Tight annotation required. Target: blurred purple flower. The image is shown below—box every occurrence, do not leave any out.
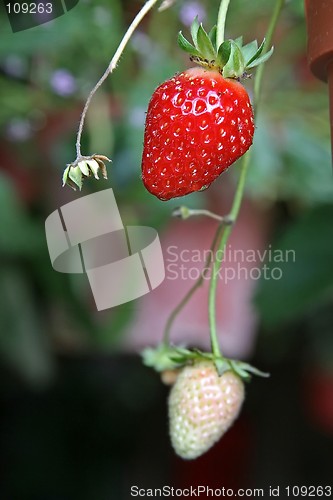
[50,69,76,97]
[180,1,206,26]
[131,32,154,57]
[6,119,32,142]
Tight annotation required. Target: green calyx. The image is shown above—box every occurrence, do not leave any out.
[178,17,274,79]
[142,343,269,381]
[62,154,110,190]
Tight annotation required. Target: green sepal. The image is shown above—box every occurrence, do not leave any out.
[170,346,211,364]
[196,23,216,60]
[179,18,273,79]
[208,26,217,50]
[216,40,231,68]
[247,46,274,69]
[62,165,70,186]
[236,361,270,378]
[242,40,259,64]
[62,154,110,190]
[233,35,243,48]
[177,31,201,56]
[214,358,231,376]
[228,360,252,381]
[222,40,245,79]
[142,343,270,382]
[68,165,83,190]
[246,38,265,65]
[191,348,212,360]
[190,16,200,49]
[142,344,184,371]
[228,359,270,381]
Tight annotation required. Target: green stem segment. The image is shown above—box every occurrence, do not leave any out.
[254,0,285,110]
[208,152,251,359]
[75,0,160,159]
[208,0,285,358]
[216,0,231,48]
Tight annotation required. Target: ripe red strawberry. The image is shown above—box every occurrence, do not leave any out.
[168,361,245,459]
[141,20,273,200]
[142,68,254,200]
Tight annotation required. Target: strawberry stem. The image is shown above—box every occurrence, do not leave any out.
[208,153,251,360]
[216,0,231,49]
[74,0,161,162]
[172,206,233,223]
[160,0,284,359]
[253,0,286,112]
[207,0,285,359]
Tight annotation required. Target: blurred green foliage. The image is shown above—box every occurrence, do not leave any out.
[0,0,332,381]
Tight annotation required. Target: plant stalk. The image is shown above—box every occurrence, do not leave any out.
[208,0,285,359]
[216,0,231,48]
[75,0,160,159]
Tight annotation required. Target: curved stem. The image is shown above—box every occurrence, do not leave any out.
[190,209,232,223]
[173,206,233,223]
[208,0,285,358]
[75,0,160,159]
[216,0,231,48]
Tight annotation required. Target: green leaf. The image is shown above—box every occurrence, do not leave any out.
[196,24,216,60]
[216,40,231,68]
[247,46,274,69]
[241,40,258,63]
[222,40,245,78]
[177,31,201,56]
[190,16,200,49]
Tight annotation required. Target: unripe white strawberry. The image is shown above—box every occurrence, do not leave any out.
[168,361,245,459]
